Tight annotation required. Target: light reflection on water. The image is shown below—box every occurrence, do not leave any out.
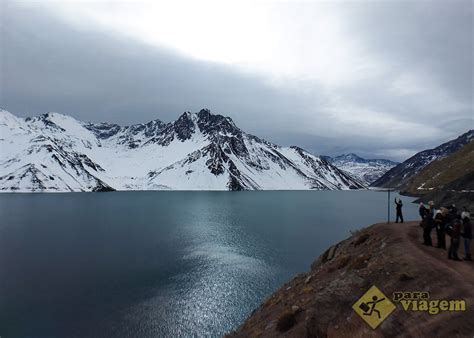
[125,203,277,337]
[0,191,418,337]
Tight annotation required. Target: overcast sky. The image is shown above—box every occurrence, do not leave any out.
[1,0,472,161]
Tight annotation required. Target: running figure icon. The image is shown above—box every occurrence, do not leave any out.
[359,295,385,319]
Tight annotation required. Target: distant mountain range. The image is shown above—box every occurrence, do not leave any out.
[0,108,365,192]
[372,130,474,189]
[323,153,398,185]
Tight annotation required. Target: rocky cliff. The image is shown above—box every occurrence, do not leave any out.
[228,221,474,337]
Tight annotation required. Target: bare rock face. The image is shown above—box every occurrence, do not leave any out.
[227,221,474,337]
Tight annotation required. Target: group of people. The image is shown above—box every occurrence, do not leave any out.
[419,202,472,261]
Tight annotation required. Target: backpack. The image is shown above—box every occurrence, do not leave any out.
[445,225,453,237]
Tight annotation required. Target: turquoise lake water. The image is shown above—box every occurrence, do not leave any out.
[0,191,418,337]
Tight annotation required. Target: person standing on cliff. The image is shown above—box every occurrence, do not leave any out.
[461,212,472,261]
[448,216,462,261]
[422,202,435,246]
[419,202,428,220]
[435,208,448,249]
[395,198,404,223]
[450,204,458,216]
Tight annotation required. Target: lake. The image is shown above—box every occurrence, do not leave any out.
[0,191,418,337]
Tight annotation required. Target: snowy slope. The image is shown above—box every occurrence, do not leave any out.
[0,108,365,192]
[0,110,113,191]
[326,153,398,185]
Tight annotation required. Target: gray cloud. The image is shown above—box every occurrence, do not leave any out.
[1,1,472,162]
[347,1,473,103]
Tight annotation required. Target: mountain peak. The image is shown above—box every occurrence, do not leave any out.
[328,153,398,185]
[193,109,239,136]
[0,108,17,120]
[199,108,211,115]
[40,112,71,120]
[334,153,365,163]
[26,112,82,126]
[0,108,23,129]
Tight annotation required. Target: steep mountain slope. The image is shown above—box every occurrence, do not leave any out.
[372,130,474,189]
[403,140,474,195]
[413,172,474,211]
[0,108,364,192]
[403,140,474,210]
[0,110,113,192]
[326,153,398,185]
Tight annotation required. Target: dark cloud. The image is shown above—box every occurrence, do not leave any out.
[1,3,293,123]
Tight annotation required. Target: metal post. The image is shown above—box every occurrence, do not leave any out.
[387,189,390,224]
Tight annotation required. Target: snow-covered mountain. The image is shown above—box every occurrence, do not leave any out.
[324,153,398,185]
[0,108,365,192]
[372,129,474,189]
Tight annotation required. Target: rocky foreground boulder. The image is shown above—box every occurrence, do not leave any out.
[228,221,474,337]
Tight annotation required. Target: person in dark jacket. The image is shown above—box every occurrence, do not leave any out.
[448,216,462,261]
[419,202,427,220]
[444,205,456,230]
[461,213,472,261]
[434,208,448,249]
[422,203,434,246]
[448,204,458,222]
[452,204,458,216]
[395,198,404,223]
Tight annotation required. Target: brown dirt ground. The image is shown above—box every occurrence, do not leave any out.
[228,221,474,337]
